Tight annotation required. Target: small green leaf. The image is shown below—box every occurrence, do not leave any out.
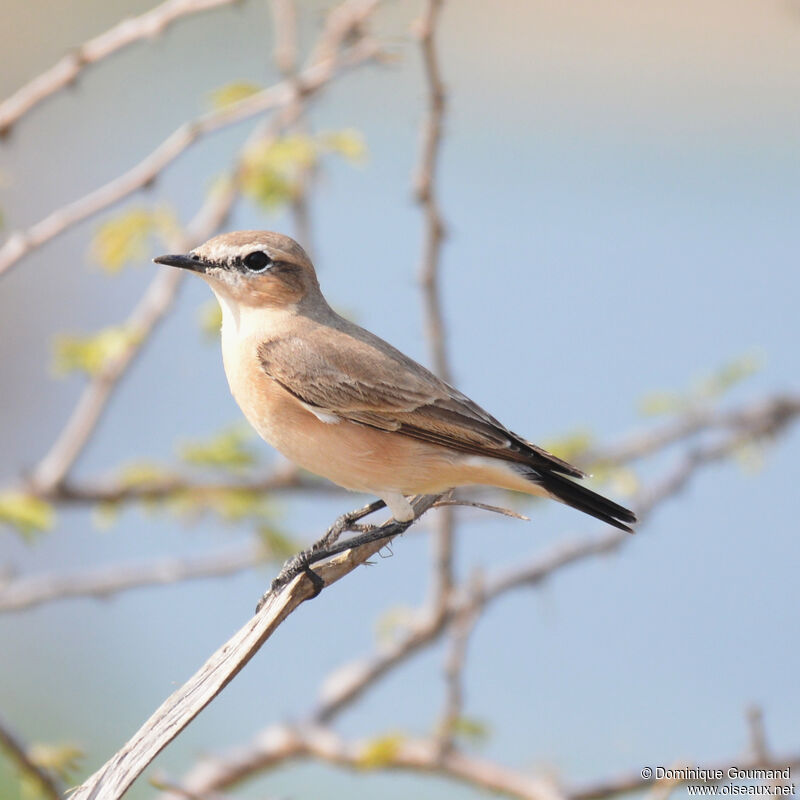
[91,207,179,273]
[374,606,416,644]
[638,391,685,417]
[118,460,173,487]
[208,81,261,110]
[199,300,223,339]
[179,427,257,471]
[0,492,55,539]
[52,325,140,377]
[541,429,593,464]
[695,352,762,400]
[358,733,405,769]
[240,129,367,212]
[318,128,367,163]
[28,742,84,781]
[450,716,490,744]
[176,488,272,523]
[257,526,299,560]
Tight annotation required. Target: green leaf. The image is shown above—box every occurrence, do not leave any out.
[241,129,367,211]
[541,429,594,464]
[28,742,84,781]
[318,128,367,163]
[450,716,490,744]
[695,352,762,400]
[639,353,763,417]
[179,427,258,471]
[358,733,405,769]
[374,606,416,644]
[91,206,179,273]
[0,492,55,539]
[638,391,685,417]
[199,300,223,339]
[171,487,273,524]
[257,525,299,560]
[52,325,140,377]
[208,81,261,110]
[118,460,174,487]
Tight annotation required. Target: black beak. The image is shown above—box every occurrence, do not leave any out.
[153,253,207,273]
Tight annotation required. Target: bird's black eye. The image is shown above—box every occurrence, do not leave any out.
[242,251,272,272]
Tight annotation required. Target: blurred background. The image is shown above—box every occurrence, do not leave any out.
[1,0,799,798]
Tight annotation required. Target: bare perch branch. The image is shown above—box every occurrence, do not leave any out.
[68,495,438,800]
[0,712,64,800]
[0,0,240,135]
[0,7,380,279]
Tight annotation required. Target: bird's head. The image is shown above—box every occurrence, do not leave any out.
[154,231,319,310]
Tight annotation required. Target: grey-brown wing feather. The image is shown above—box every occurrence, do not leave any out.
[257,329,585,479]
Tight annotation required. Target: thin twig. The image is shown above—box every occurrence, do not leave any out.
[0,544,261,613]
[0,0,241,135]
[160,724,564,800]
[436,570,482,754]
[414,0,454,610]
[160,721,800,800]
[0,713,63,800]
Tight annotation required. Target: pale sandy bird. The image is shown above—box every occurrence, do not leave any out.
[154,231,636,532]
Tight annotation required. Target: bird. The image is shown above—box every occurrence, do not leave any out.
[154,231,636,532]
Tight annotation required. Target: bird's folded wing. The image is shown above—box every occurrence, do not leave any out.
[257,333,584,478]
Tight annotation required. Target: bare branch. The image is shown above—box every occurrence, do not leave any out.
[584,394,800,468]
[0,2,381,279]
[0,544,261,613]
[436,570,482,754]
[0,0,241,135]
[0,712,63,800]
[163,724,564,800]
[414,0,454,609]
[68,495,438,800]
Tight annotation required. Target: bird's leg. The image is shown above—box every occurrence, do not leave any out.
[259,499,387,611]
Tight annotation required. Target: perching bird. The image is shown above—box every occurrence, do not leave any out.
[154,231,636,532]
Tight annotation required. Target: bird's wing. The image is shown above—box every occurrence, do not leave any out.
[257,329,585,479]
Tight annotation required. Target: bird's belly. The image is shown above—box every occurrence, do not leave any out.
[226,354,453,494]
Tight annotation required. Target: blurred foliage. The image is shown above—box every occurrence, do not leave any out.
[179,426,258,471]
[170,487,273,524]
[449,716,490,745]
[199,300,224,339]
[541,429,594,465]
[52,325,140,377]
[91,207,179,273]
[640,353,762,416]
[241,129,366,210]
[256,525,300,560]
[374,605,416,644]
[27,741,84,784]
[357,732,405,769]
[0,492,54,540]
[208,81,262,110]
